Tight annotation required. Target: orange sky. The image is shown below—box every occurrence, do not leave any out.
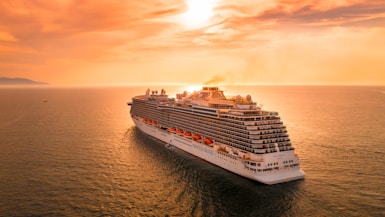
[1,0,385,85]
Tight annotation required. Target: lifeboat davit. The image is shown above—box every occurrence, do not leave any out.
[192,134,201,140]
[203,138,213,145]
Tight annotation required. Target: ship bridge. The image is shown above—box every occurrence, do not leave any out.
[177,86,256,110]
[183,86,226,101]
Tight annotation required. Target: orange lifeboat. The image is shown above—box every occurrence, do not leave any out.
[203,138,213,145]
[152,121,157,125]
[184,132,192,137]
[176,129,184,134]
[192,134,201,141]
[167,127,176,133]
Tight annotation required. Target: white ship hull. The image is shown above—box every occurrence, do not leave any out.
[133,118,305,185]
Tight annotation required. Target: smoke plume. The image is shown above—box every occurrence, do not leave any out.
[204,75,225,85]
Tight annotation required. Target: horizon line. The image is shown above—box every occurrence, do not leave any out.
[1,82,385,88]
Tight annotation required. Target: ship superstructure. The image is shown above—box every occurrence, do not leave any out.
[128,87,305,184]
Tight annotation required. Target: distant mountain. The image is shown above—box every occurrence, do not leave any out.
[0,77,48,85]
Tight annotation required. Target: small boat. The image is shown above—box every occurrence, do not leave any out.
[184,132,192,137]
[203,138,213,145]
[192,134,201,140]
[167,127,176,133]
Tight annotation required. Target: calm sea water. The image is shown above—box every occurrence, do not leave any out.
[0,86,384,217]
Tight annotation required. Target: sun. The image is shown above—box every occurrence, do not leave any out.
[182,0,216,28]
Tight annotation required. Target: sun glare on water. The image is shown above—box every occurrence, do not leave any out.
[181,0,216,28]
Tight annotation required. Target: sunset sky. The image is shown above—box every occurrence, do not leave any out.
[1,0,385,85]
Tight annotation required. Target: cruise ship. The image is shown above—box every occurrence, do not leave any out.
[128,86,305,185]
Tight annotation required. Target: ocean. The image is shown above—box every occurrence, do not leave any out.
[0,86,384,217]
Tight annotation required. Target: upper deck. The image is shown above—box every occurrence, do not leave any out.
[130,86,292,154]
[133,86,264,116]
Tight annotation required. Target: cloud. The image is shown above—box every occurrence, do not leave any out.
[0,0,384,85]
[255,0,385,28]
[0,1,181,53]
[173,0,385,54]
[0,0,183,80]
